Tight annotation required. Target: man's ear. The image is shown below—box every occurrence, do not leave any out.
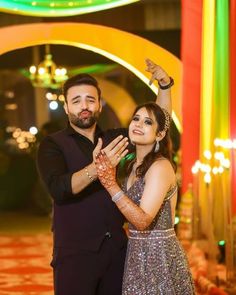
[99,100,102,113]
[64,102,68,114]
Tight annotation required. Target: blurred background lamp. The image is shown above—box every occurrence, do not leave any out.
[49,101,58,110]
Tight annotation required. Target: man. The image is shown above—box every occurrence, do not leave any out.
[37,59,173,295]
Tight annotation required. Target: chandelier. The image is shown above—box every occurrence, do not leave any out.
[29,45,68,89]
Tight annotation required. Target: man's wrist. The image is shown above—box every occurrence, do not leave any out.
[86,162,97,181]
[85,167,94,182]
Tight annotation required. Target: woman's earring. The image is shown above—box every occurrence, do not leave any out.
[154,141,160,152]
[131,140,135,146]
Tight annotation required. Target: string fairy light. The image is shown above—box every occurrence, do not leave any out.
[192,138,234,184]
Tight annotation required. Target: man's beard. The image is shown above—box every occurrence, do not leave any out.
[68,110,100,129]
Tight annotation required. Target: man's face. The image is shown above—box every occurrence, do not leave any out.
[64,84,102,129]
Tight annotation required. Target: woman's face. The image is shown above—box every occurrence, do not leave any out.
[129,107,158,146]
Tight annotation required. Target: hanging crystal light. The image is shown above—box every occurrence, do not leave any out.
[29,45,68,89]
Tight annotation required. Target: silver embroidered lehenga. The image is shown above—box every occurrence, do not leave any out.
[122,177,195,295]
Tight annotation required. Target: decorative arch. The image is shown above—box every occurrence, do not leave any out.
[0,23,182,130]
[97,78,136,126]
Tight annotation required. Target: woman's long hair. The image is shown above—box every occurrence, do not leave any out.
[126,102,174,178]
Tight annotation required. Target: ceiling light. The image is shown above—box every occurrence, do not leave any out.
[29,45,68,89]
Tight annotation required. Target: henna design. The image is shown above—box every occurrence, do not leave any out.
[95,152,117,189]
[116,195,153,231]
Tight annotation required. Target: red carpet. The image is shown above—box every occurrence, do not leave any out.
[0,234,53,295]
[0,233,228,294]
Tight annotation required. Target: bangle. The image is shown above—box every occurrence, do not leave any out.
[112,190,124,203]
[158,76,174,90]
[85,166,94,182]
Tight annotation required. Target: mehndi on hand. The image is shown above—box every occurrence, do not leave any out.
[95,152,117,189]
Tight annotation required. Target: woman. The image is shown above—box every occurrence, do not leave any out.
[95,64,195,294]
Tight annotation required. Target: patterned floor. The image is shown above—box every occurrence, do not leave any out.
[0,234,53,295]
[0,218,228,295]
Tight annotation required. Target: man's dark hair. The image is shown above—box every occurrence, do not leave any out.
[62,73,101,102]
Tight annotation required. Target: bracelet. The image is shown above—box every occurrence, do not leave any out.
[112,190,124,203]
[85,166,94,182]
[158,76,174,90]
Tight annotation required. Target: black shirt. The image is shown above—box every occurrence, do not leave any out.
[37,124,128,204]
